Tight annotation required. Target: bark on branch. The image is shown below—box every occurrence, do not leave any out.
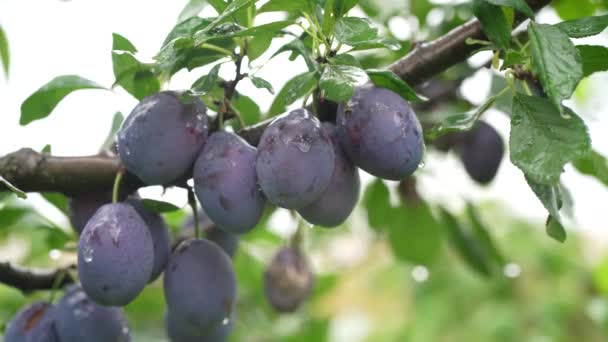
[0,0,550,196]
[0,262,75,293]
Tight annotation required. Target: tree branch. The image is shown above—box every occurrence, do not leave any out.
[0,0,551,196]
[389,0,551,86]
[0,262,75,293]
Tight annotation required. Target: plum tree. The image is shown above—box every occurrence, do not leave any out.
[54,284,131,342]
[256,109,335,209]
[164,239,236,336]
[180,210,239,257]
[298,123,361,227]
[165,311,233,342]
[337,85,424,180]
[68,191,113,234]
[78,203,154,306]
[117,91,208,185]
[264,246,314,312]
[5,302,59,342]
[458,121,504,184]
[125,197,171,281]
[193,132,265,234]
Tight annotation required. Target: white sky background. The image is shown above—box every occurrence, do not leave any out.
[0,0,608,245]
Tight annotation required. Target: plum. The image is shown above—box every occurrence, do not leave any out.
[458,121,504,184]
[117,91,208,185]
[166,311,233,342]
[298,123,360,227]
[68,191,113,235]
[194,132,265,234]
[164,239,236,335]
[264,246,313,313]
[256,109,335,209]
[125,197,171,281]
[77,203,154,306]
[180,210,239,257]
[5,302,59,342]
[337,85,424,180]
[54,284,131,342]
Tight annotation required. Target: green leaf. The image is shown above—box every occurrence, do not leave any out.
[426,90,502,139]
[322,0,336,36]
[41,192,69,215]
[472,0,511,50]
[141,199,181,213]
[41,144,52,154]
[528,22,583,111]
[525,177,566,242]
[329,53,361,67]
[573,150,608,187]
[232,93,261,125]
[0,176,27,199]
[272,38,317,71]
[333,0,358,18]
[509,94,591,185]
[388,201,442,265]
[481,0,533,17]
[440,207,491,276]
[250,75,274,94]
[112,52,160,100]
[258,0,312,14]
[268,71,318,116]
[191,63,221,94]
[20,76,106,126]
[112,33,137,52]
[345,37,401,51]
[195,0,255,36]
[248,32,273,61]
[334,17,378,46]
[555,14,608,38]
[319,64,366,102]
[100,112,124,151]
[0,207,29,228]
[577,45,608,77]
[366,69,425,102]
[466,203,505,266]
[554,0,595,20]
[0,25,9,78]
[362,179,392,232]
[163,17,213,46]
[195,20,293,44]
[178,0,208,22]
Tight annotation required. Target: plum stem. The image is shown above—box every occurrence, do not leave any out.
[112,168,125,204]
[187,186,201,239]
[48,269,66,303]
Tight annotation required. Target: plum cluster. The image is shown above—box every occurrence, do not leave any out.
[7,84,424,341]
[5,284,130,342]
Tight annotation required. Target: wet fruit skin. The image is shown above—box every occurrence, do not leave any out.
[194,131,265,234]
[256,109,335,209]
[337,85,425,180]
[458,121,504,184]
[125,197,171,282]
[164,239,237,336]
[117,91,208,185]
[264,246,314,313]
[77,203,154,306]
[54,284,131,342]
[5,301,59,342]
[68,192,113,235]
[298,123,361,227]
[166,310,233,342]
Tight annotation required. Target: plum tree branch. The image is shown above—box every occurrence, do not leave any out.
[0,0,551,196]
[0,262,75,293]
